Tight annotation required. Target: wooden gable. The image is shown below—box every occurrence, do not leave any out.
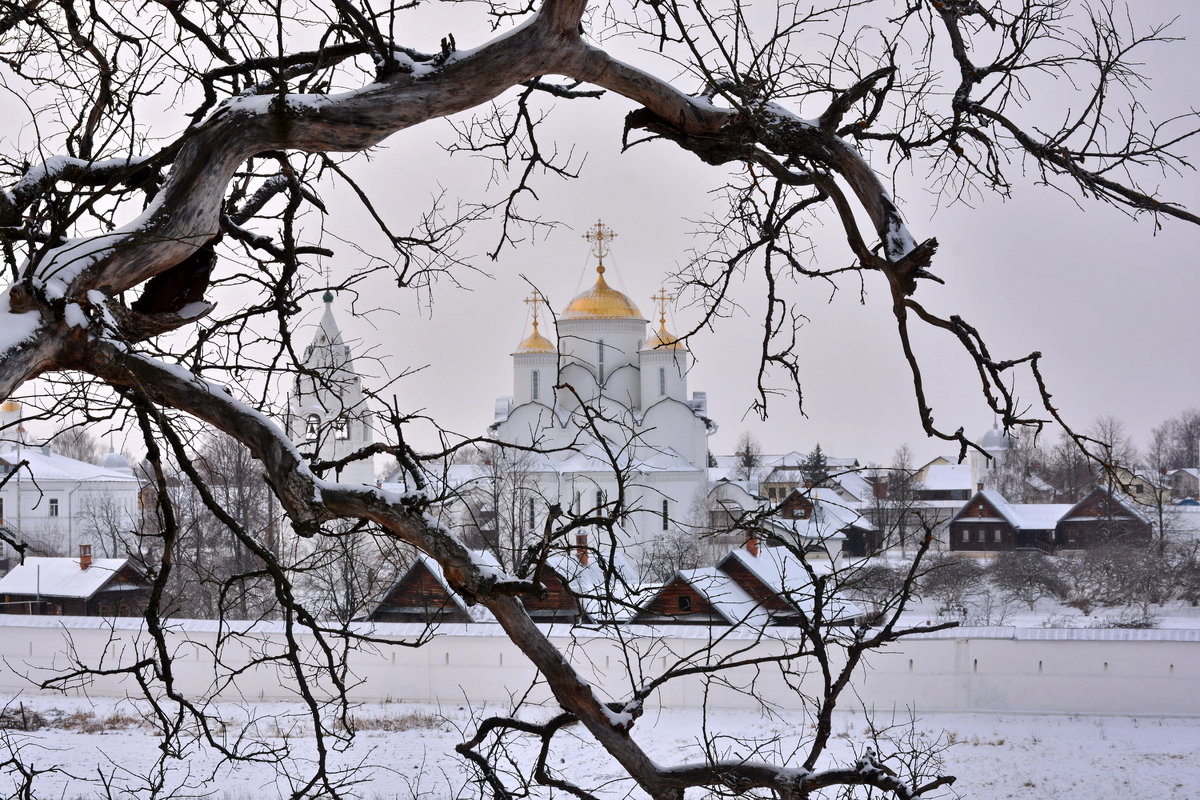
[716,554,791,613]
[370,560,471,623]
[521,566,582,622]
[633,576,724,625]
[1056,488,1152,548]
[778,490,815,520]
[1067,488,1141,521]
[957,492,1007,521]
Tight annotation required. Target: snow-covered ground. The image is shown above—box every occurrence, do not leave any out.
[2,695,1197,799]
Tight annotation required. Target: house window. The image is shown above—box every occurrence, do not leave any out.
[532,370,540,401]
[677,595,691,612]
[977,530,985,543]
[662,500,669,530]
[994,530,1002,543]
[333,417,349,440]
[48,498,59,517]
[305,414,320,440]
[597,340,605,383]
[658,367,666,396]
[961,530,969,543]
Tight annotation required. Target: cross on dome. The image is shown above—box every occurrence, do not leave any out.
[523,291,547,331]
[516,290,556,352]
[651,288,676,325]
[583,220,618,271]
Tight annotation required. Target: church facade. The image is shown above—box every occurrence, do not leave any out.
[486,222,716,560]
[301,224,848,570]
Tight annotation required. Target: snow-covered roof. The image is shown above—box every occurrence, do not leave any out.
[543,551,640,621]
[721,546,861,624]
[0,557,135,598]
[970,490,1070,530]
[722,546,829,595]
[674,567,770,628]
[1007,503,1074,530]
[765,517,848,542]
[828,470,872,502]
[920,463,972,492]
[370,550,501,623]
[0,447,140,484]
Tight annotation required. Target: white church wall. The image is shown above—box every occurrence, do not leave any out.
[0,618,1196,716]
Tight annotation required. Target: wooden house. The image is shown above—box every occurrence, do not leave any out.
[949,487,1152,554]
[1055,487,1152,549]
[0,546,149,617]
[717,546,860,627]
[366,554,473,623]
[632,567,768,627]
[949,490,1070,554]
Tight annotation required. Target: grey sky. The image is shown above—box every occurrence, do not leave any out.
[300,1,1199,468]
[5,1,1192,470]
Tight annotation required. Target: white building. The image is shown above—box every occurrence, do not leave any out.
[285,291,376,485]
[483,222,716,561]
[0,402,142,567]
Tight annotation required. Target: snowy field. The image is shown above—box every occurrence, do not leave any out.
[2,695,1198,799]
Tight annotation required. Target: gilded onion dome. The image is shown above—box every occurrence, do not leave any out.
[647,320,683,350]
[646,288,684,349]
[515,318,555,353]
[562,265,644,320]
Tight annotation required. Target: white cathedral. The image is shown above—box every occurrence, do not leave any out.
[291,223,821,566]
[485,221,716,558]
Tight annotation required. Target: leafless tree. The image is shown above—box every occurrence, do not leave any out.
[1047,430,1098,502]
[0,0,1197,798]
[47,425,103,464]
[733,431,763,482]
[461,445,546,572]
[988,552,1064,611]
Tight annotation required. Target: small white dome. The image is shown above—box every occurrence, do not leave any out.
[979,426,1012,452]
[103,451,131,470]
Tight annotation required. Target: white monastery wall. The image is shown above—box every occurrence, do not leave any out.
[0,617,1196,716]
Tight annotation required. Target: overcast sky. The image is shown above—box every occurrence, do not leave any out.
[284,1,1197,469]
[7,2,1194,470]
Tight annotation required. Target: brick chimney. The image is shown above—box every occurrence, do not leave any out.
[744,530,759,557]
[79,544,92,570]
[575,533,589,565]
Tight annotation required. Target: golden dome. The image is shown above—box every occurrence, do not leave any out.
[562,266,644,320]
[0,400,20,412]
[647,321,684,350]
[515,319,556,353]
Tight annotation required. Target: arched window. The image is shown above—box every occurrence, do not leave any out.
[658,367,666,396]
[597,340,605,383]
[333,417,349,440]
[531,370,540,401]
[305,414,320,441]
